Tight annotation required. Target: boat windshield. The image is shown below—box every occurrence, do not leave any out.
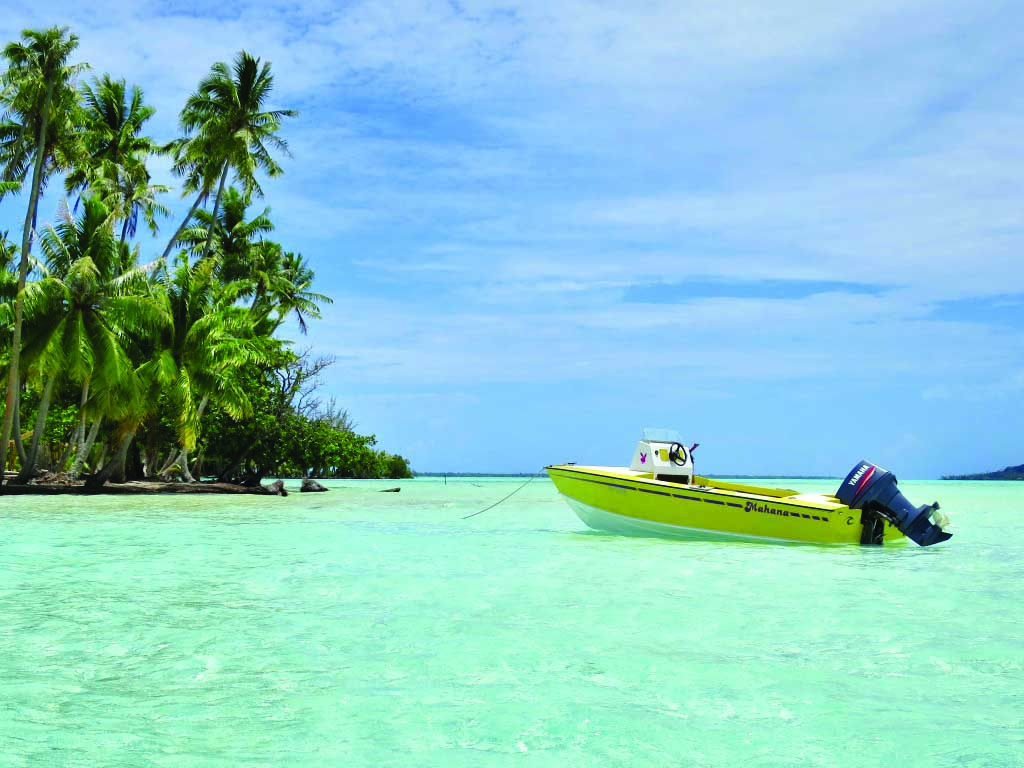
[642,427,682,443]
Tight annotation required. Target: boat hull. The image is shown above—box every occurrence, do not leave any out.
[548,465,905,545]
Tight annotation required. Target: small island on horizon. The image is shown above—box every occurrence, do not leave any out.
[942,463,1024,481]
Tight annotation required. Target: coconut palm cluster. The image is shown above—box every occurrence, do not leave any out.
[0,27,411,488]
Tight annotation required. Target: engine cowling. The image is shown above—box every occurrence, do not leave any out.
[836,461,952,547]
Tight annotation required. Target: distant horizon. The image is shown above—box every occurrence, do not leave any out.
[415,456,1024,480]
[410,470,978,481]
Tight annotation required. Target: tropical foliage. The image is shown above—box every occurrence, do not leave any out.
[0,26,411,488]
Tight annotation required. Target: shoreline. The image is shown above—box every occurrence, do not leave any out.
[0,481,280,499]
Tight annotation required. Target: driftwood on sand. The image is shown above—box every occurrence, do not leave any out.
[0,472,285,495]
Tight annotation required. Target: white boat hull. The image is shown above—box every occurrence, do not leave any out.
[564,496,801,544]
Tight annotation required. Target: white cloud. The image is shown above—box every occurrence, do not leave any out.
[2,0,1022,473]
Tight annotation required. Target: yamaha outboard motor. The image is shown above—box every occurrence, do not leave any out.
[836,461,952,547]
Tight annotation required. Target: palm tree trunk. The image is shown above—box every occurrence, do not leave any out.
[162,394,210,482]
[158,449,179,476]
[200,165,230,261]
[65,379,91,476]
[183,393,210,482]
[159,189,207,262]
[160,448,193,481]
[85,430,134,490]
[12,386,28,468]
[69,417,103,480]
[56,422,82,471]
[196,394,209,422]
[141,444,158,478]
[178,449,195,482]
[93,443,109,473]
[14,374,56,483]
[159,449,180,480]
[110,434,134,483]
[0,82,53,492]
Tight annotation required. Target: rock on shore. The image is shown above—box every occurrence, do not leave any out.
[266,479,288,496]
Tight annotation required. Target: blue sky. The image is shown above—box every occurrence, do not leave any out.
[2,0,1022,477]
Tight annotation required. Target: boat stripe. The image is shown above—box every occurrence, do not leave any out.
[551,468,833,522]
[556,468,826,507]
[565,475,636,491]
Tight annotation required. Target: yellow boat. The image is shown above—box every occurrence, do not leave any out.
[547,429,952,547]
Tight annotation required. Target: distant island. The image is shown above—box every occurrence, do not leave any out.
[943,464,1024,481]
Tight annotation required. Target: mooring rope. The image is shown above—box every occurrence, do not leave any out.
[461,470,543,519]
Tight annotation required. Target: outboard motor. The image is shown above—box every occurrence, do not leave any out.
[836,461,952,547]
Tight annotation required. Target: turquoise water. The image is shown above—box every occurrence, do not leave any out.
[1,477,1021,767]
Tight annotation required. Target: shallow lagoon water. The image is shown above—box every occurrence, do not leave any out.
[1,477,1021,767]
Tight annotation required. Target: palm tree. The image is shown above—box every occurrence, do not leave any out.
[174,187,329,334]
[180,187,329,335]
[0,26,86,488]
[147,257,266,481]
[113,168,169,245]
[160,50,295,263]
[254,249,331,335]
[65,75,168,244]
[178,185,272,269]
[16,196,168,480]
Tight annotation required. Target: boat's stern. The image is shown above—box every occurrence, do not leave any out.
[835,461,952,546]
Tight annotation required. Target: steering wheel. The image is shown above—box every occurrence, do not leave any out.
[668,442,688,466]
